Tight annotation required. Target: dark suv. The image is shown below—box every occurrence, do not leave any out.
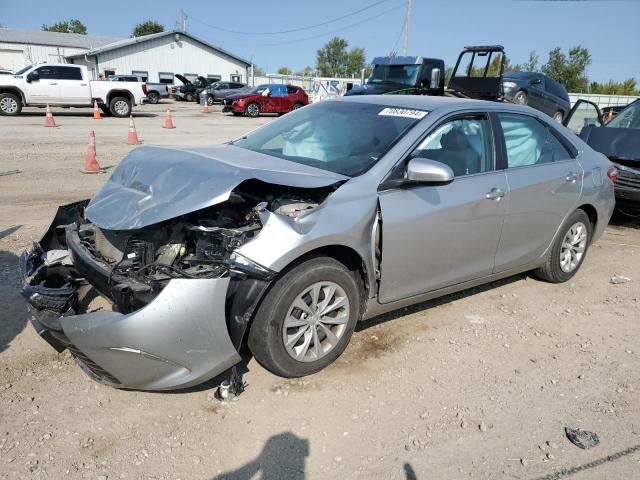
[502,72,570,122]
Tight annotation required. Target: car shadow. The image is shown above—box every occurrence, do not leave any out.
[0,248,29,354]
[357,273,527,332]
[609,208,640,229]
[18,111,158,118]
[209,432,309,480]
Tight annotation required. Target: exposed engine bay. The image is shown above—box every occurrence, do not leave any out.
[22,181,334,318]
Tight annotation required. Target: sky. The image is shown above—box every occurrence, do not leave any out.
[1,0,639,83]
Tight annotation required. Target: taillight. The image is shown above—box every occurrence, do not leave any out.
[607,166,618,184]
[142,83,148,95]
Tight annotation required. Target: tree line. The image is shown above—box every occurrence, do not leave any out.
[42,18,165,38]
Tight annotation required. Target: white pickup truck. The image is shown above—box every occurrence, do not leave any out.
[0,64,147,117]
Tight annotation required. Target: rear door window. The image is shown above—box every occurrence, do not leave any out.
[498,113,572,167]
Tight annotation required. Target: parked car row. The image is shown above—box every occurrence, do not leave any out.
[107,75,168,104]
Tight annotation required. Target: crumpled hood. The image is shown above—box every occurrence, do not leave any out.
[85,145,348,230]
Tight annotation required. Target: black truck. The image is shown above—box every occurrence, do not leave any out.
[346,46,506,100]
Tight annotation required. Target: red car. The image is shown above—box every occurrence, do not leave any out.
[222,84,308,117]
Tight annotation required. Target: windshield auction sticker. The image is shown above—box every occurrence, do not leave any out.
[379,108,428,119]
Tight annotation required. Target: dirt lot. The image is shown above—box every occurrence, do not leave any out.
[1,100,639,480]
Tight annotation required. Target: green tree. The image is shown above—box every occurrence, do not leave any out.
[132,20,164,37]
[522,51,540,72]
[42,19,87,34]
[590,78,639,95]
[316,37,366,77]
[542,46,591,92]
[277,66,292,75]
[295,66,314,77]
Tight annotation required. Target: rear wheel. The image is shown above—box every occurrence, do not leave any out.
[514,90,528,105]
[534,209,591,283]
[109,96,131,117]
[245,102,260,117]
[147,92,159,104]
[248,256,360,377]
[0,93,22,116]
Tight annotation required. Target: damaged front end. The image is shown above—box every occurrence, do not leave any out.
[20,179,335,390]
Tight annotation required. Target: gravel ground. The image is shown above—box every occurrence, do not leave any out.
[1,100,639,480]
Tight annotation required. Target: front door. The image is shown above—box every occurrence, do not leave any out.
[493,112,583,272]
[378,113,508,303]
[24,66,61,103]
[563,99,603,135]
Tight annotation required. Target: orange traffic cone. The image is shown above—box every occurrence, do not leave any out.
[203,100,209,113]
[93,100,101,120]
[127,115,141,144]
[44,104,57,127]
[82,130,103,174]
[163,108,175,129]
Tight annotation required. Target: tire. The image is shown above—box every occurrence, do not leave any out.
[534,209,591,283]
[184,92,194,102]
[553,110,564,122]
[248,256,361,378]
[207,95,214,106]
[514,90,528,105]
[292,102,304,111]
[245,102,260,117]
[109,96,131,117]
[147,92,159,104]
[0,93,22,116]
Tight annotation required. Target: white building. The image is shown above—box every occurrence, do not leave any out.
[67,30,251,85]
[0,28,117,71]
[0,28,251,85]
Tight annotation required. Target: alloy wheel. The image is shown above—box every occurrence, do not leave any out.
[114,100,129,116]
[559,221,587,273]
[282,281,350,363]
[247,103,260,117]
[0,97,18,114]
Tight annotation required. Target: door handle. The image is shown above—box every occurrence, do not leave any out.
[565,171,579,183]
[80,83,88,86]
[49,82,58,85]
[485,188,506,201]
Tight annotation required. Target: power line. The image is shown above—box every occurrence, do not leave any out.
[195,4,405,48]
[185,0,392,36]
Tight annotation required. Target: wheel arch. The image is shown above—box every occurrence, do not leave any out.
[0,86,26,103]
[576,203,598,239]
[106,89,133,105]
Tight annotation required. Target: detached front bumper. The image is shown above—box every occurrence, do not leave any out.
[20,211,242,391]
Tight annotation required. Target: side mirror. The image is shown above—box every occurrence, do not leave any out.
[430,68,441,89]
[27,72,39,82]
[406,158,454,185]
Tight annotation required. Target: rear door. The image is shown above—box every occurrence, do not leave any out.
[378,112,508,303]
[493,112,583,272]
[528,75,550,114]
[563,99,603,135]
[56,66,90,104]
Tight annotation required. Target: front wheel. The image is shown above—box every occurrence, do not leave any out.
[184,92,194,102]
[207,95,215,106]
[248,256,360,377]
[0,93,22,116]
[292,102,304,111]
[245,102,260,117]
[514,90,528,105]
[109,96,131,117]
[534,209,591,283]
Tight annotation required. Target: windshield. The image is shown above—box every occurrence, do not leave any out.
[15,65,32,75]
[606,101,640,129]
[233,101,427,177]
[368,64,421,86]
[247,84,271,94]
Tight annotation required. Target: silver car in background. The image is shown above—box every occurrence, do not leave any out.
[20,96,616,390]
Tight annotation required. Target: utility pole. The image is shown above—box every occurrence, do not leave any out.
[402,0,412,56]
[180,9,186,32]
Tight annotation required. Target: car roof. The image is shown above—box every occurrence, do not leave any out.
[332,94,541,115]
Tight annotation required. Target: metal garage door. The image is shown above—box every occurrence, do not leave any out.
[0,49,25,71]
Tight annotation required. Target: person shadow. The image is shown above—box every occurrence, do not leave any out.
[211,432,309,480]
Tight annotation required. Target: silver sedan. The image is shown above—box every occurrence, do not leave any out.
[21,96,616,390]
